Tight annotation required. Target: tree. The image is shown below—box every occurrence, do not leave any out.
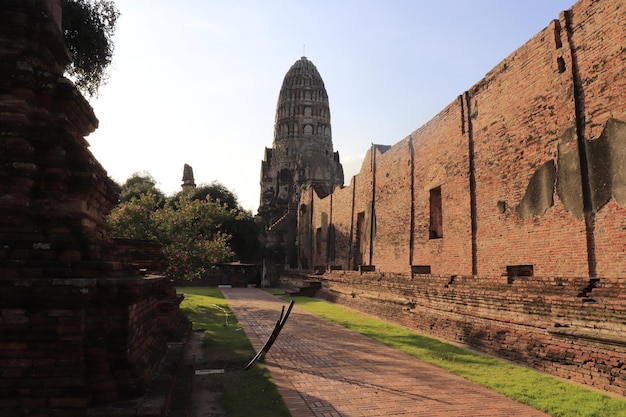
[174,182,262,263]
[108,174,262,279]
[108,188,237,281]
[172,181,239,209]
[224,214,261,263]
[195,182,240,209]
[119,172,165,204]
[152,196,235,280]
[107,192,159,240]
[62,0,119,97]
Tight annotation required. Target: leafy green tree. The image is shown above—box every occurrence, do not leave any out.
[225,214,261,263]
[172,181,239,209]
[174,182,262,263]
[193,182,240,209]
[152,196,235,280]
[108,192,159,240]
[62,0,119,97]
[119,172,165,204]
[108,190,237,281]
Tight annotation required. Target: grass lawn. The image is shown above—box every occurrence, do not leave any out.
[286,295,626,417]
[177,287,290,417]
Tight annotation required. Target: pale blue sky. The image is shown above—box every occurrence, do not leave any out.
[87,0,576,213]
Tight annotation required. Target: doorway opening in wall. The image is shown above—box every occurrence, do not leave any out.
[429,186,443,239]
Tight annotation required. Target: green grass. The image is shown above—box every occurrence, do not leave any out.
[263,287,287,296]
[178,287,290,417]
[286,295,626,417]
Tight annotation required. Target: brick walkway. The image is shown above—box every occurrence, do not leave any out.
[222,288,550,417]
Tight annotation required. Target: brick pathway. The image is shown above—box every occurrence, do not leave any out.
[222,288,550,417]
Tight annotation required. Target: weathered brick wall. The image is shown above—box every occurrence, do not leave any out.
[0,0,127,277]
[571,0,626,278]
[372,139,412,272]
[0,1,189,415]
[470,14,585,278]
[114,238,167,274]
[410,105,474,274]
[294,0,626,395]
[328,178,355,269]
[300,0,626,278]
[0,277,186,408]
[313,271,626,395]
[353,148,375,267]
[311,187,332,268]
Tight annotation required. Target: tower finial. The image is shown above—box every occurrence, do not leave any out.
[303,44,306,57]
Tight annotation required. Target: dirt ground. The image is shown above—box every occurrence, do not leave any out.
[185,331,227,417]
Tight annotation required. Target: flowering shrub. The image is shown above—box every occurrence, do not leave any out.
[108,192,160,239]
[108,193,237,280]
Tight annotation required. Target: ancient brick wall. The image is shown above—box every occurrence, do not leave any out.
[571,0,626,278]
[328,179,354,269]
[409,105,474,275]
[300,0,626,278]
[295,0,626,395]
[0,277,178,405]
[469,14,586,278]
[314,271,626,395]
[0,1,188,415]
[0,0,124,276]
[372,140,413,272]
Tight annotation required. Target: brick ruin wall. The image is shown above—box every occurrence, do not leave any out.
[296,0,626,395]
[0,277,182,408]
[0,1,188,414]
[315,272,626,395]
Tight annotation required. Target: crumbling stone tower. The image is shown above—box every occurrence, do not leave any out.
[181,163,196,189]
[258,57,344,267]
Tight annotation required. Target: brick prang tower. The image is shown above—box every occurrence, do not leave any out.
[258,56,344,268]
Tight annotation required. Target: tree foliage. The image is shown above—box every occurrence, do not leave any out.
[155,196,236,280]
[194,182,240,209]
[109,193,237,280]
[107,174,260,280]
[172,181,239,209]
[118,172,165,204]
[108,192,159,240]
[174,182,262,263]
[62,0,119,97]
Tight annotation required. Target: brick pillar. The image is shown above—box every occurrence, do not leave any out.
[0,1,188,413]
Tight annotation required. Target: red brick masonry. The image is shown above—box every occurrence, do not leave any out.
[0,1,188,415]
[295,0,626,395]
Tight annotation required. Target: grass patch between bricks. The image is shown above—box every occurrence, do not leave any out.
[286,295,626,417]
[178,287,290,417]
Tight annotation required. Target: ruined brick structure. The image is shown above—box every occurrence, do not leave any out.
[293,0,626,395]
[258,57,344,268]
[0,1,187,414]
[181,163,196,189]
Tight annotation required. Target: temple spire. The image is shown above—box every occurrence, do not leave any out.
[181,163,196,189]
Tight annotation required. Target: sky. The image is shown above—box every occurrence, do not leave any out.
[87,0,576,214]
